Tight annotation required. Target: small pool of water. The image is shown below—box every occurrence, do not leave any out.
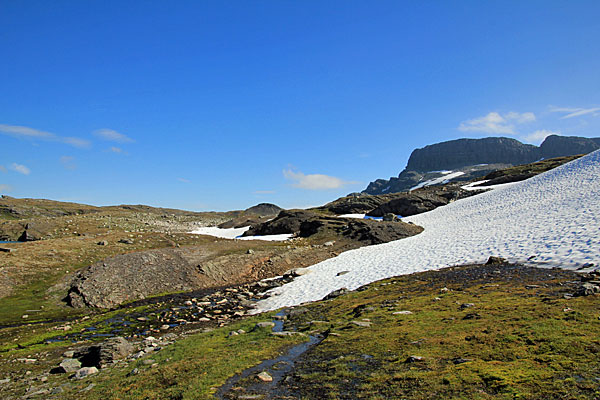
[0,241,19,244]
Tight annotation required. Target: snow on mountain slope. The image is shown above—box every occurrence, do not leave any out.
[255,150,600,312]
[409,171,465,191]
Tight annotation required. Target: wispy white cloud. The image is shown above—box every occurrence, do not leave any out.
[10,163,30,175]
[0,184,12,192]
[283,169,357,190]
[109,146,123,153]
[254,190,276,195]
[521,129,558,144]
[549,106,600,119]
[0,166,6,173]
[60,156,77,170]
[177,178,190,183]
[0,124,91,148]
[458,111,535,135]
[94,129,134,143]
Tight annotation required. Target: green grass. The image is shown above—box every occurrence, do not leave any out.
[58,313,307,400]
[281,269,600,399]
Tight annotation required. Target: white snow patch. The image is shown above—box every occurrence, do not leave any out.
[410,171,465,191]
[337,214,367,219]
[190,226,293,241]
[335,214,387,221]
[461,180,520,191]
[254,150,600,313]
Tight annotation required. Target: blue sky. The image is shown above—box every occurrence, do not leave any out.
[1,1,599,211]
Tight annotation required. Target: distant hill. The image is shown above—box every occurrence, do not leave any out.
[244,203,283,216]
[364,135,600,195]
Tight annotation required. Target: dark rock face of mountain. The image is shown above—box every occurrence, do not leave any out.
[539,135,600,159]
[406,137,539,172]
[364,135,599,195]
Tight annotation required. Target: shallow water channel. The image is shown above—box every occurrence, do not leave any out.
[215,310,323,399]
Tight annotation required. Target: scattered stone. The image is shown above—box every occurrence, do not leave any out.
[127,368,139,376]
[336,271,350,276]
[324,287,348,300]
[254,322,276,330]
[247,249,254,254]
[0,378,10,384]
[382,213,400,222]
[183,300,193,306]
[351,320,372,327]
[460,303,475,309]
[284,268,311,277]
[393,310,413,315]
[58,358,82,373]
[574,282,600,297]
[452,357,471,364]
[22,314,29,319]
[463,313,481,320]
[118,238,134,244]
[271,331,308,337]
[97,240,108,246]
[256,371,273,382]
[324,241,335,247]
[405,355,424,363]
[486,256,507,265]
[81,383,96,392]
[142,359,155,366]
[74,366,98,379]
[228,331,239,337]
[0,248,15,253]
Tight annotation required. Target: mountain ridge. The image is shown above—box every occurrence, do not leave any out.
[364,134,600,195]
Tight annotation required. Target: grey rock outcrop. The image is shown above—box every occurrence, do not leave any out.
[243,210,423,245]
[367,185,476,218]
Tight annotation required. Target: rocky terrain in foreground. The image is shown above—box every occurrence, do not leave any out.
[1,260,597,399]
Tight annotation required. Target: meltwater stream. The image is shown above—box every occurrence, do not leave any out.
[214,310,323,399]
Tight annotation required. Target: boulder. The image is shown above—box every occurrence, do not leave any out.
[382,213,400,222]
[73,336,135,368]
[57,358,81,373]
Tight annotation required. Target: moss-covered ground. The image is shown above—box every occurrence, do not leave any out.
[279,264,600,399]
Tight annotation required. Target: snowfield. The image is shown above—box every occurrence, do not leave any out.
[254,151,600,313]
[190,226,293,241]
